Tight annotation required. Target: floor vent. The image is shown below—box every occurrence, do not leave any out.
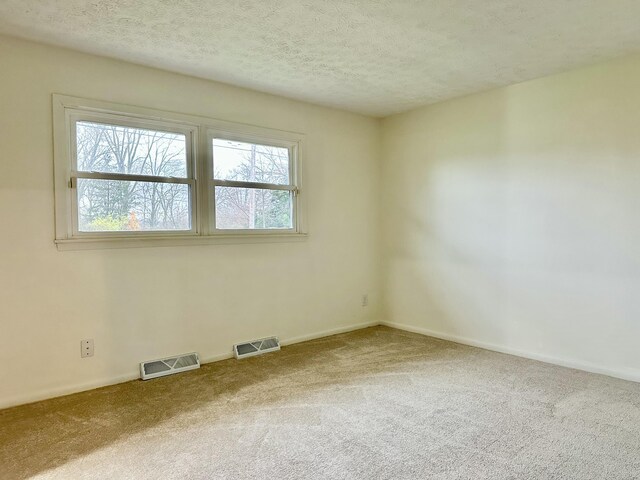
[234,337,280,359]
[140,352,200,380]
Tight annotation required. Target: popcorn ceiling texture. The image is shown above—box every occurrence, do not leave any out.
[1,0,640,116]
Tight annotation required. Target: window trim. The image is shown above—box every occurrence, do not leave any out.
[52,94,307,250]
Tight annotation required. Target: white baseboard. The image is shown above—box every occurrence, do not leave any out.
[380,320,640,383]
[11,318,634,410]
[279,320,380,347]
[1,320,381,410]
[199,320,380,364]
[0,372,141,411]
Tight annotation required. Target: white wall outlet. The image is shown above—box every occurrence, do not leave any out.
[361,294,369,307]
[81,339,94,358]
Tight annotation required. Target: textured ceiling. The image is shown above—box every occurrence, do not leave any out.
[1,1,640,116]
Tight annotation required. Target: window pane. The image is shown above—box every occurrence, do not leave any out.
[212,139,290,185]
[76,121,188,178]
[77,179,191,232]
[215,187,293,230]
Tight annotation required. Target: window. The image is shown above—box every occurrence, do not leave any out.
[73,120,195,234]
[211,137,297,231]
[53,95,305,249]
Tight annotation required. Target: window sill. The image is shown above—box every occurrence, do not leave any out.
[55,233,308,251]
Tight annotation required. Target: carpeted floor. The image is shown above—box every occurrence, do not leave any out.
[1,326,639,479]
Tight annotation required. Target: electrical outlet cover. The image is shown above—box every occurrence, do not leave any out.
[81,339,94,357]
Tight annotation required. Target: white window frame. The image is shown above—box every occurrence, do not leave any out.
[68,111,199,238]
[207,129,300,235]
[53,95,307,250]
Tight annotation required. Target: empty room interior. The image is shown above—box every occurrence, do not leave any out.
[2,1,640,478]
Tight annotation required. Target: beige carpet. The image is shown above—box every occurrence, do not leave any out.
[1,326,639,479]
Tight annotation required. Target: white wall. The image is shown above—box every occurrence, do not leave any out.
[4,33,640,410]
[381,54,640,381]
[0,36,382,408]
